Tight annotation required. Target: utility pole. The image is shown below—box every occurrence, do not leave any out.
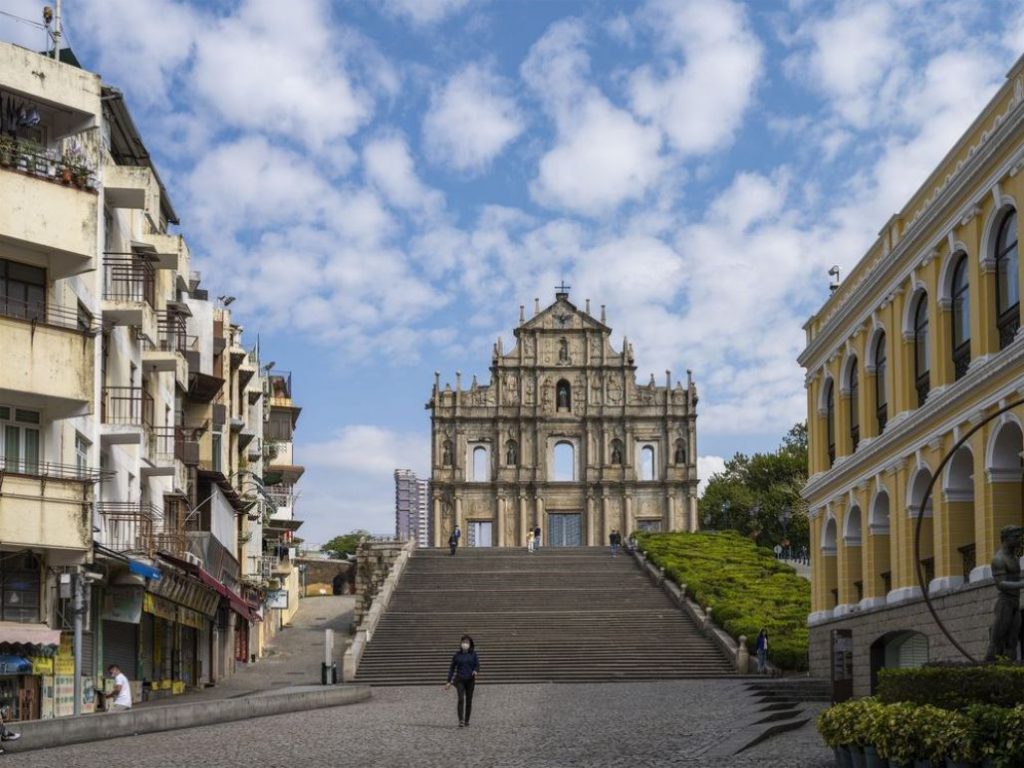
[72,571,84,715]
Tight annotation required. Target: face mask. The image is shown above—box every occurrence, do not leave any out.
[461,643,470,651]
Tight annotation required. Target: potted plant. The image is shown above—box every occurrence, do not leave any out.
[0,136,13,166]
[45,148,58,179]
[15,140,29,171]
[59,153,73,184]
[74,163,88,188]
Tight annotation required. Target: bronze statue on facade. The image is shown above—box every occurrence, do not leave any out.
[985,525,1024,662]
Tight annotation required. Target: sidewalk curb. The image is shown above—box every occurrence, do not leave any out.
[4,685,372,754]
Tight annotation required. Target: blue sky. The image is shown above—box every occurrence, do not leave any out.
[4,0,1023,544]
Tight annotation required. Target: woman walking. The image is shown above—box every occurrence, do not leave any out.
[755,628,769,674]
[445,634,479,727]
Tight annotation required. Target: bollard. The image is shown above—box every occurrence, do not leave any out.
[322,629,337,685]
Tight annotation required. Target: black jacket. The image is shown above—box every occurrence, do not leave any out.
[448,649,479,682]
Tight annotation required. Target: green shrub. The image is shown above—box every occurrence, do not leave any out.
[817,699,1024,766]
[637,531,810,670]
[877,664,1024,709]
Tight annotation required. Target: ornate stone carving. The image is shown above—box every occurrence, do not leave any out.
[607,375,622,405]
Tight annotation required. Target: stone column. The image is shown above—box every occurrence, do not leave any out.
[586,493,596,545]
[536,496,545,545]
[667,493,676,532]
[624,493,634,536]
[519,494,528,547]
[496,495,505,547]
[601,494,609,544]
[455,495,463,540]
[432,496,442,547]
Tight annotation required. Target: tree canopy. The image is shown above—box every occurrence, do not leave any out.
[321,530,370,557]
[698,423,809,550]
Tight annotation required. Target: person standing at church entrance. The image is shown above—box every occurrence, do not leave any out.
[533,525,541,549]
[445,635,479,727]
[527,530,535,553]
[449,525,461,556]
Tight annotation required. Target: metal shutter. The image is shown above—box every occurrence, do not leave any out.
[101,620,138,678]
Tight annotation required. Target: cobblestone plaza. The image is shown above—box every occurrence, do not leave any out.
[3,680,830,767]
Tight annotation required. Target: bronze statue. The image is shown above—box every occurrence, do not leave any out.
[985,525,1024,662]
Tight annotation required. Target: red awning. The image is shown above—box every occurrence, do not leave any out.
[195,568,254,621]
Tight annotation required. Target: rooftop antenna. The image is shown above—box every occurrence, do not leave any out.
[828,265,841,293]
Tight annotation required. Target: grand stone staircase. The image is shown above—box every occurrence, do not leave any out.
[353,547,735,685]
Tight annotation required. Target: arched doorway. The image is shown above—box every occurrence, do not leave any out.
[870,630,929,692]
[986,421,1023,561]
[821,517,839,612]
[942,446,976,585]
[906,468,935,597]
[867,491,891,606]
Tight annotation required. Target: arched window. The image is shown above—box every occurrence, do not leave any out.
[609,438,623,465]
[874,333,887,433]
[825,379,835,467]
[553,441,575,481]
[639,445,655,481]
[472,446,489,482]
[556,380,571,411]
[913,293,930,406]
[848,359,859,453]
[995,210,1020,350]
[951,253,970,379]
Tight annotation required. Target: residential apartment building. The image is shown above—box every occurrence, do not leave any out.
[0,41,303,718]
[394,469,430,547]
[800,55,1024,697]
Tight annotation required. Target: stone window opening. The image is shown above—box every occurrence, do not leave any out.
[824,378,835,467]
[471,445,490,482]
[873,333,887,433]
[553,441,575,481]
[847,358,859,453]
[950,252,970,379]
[639,445,655,481]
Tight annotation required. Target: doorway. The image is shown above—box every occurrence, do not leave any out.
[468,521,492,547]
[547,513,582,547]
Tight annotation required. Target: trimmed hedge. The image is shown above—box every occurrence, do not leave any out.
[636,531,810,670]
[877,664,1024,709]
[817,697,1024,766]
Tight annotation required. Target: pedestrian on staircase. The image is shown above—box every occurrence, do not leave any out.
[533,525,542,549]
[445,634,479,727]
[449,527,460,556]
[755,628,769,674]
[527,530,535,553]
[609,529,621,557]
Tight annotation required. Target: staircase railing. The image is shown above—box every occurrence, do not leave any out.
[342,538,415,681]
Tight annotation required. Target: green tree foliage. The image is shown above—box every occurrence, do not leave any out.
[698,422,809,551]
[321,530,370,557]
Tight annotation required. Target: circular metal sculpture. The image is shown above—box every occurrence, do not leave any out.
[913,397,1024,663]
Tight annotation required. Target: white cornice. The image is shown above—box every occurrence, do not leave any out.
[799,104,1024,372]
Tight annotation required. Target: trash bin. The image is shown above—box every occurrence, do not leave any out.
[321,662,338,685]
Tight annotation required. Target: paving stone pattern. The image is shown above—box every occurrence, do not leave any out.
[2,680,833,767]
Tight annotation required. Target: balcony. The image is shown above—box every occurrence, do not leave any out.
[97,501,158,554]
[915,372,930,408]
[143,426,197,488]
[0,140,98,277]
[0,299,94,417]
[102,255,156,327]
[142,311,191,388]
[100,386,154,445]
[104,163,157,211]
[997,305,1020,351]
[953,341,971,381]
[137,232,189,276]
[0,458,103,552]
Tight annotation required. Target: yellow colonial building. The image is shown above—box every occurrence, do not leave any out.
[800,55,1024,696]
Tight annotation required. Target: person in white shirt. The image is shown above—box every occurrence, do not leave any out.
[107,665,132,711]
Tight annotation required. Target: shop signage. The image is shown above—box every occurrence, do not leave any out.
[266,590,288,609]
[143,593,176,622]
[177,606,205,631]
[148,571,219,617]
[29,657,53,675]
[102,586,144,624]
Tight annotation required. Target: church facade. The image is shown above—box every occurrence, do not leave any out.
[428,289,699,548]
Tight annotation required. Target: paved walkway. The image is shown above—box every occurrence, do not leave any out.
[139,595,354,706]
[4,679,832,767]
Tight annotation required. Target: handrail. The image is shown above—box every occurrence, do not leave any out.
[0,296,95,333]
[0,457,106,482]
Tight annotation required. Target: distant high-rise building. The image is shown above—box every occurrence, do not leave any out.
[395,470,431,546]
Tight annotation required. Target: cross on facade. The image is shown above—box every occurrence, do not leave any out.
[555,281,571,295]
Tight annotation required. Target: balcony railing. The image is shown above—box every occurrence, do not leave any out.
[997,305,1020,351]
[156,311,195,354]
[915,372,930,408]
[97,501,158,553]
[0,295,95,333]
[102,386,154,427]
[148,426,200,465]
[876,404,887,434]
[0,457,104,482]
[850,425,860,453]
[0,137,97,191]
[952,341,971,381]
[959,543,976,582]
[102,256,156,307]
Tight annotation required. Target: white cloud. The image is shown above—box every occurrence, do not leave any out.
[423,62,524,173]
[297,425,431,541]
[697,455,726,495]
[190,0,372,155]
[381,0,478,25]
[363,134,445,214]
[629,0,763,154]
[522,19,665,216]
